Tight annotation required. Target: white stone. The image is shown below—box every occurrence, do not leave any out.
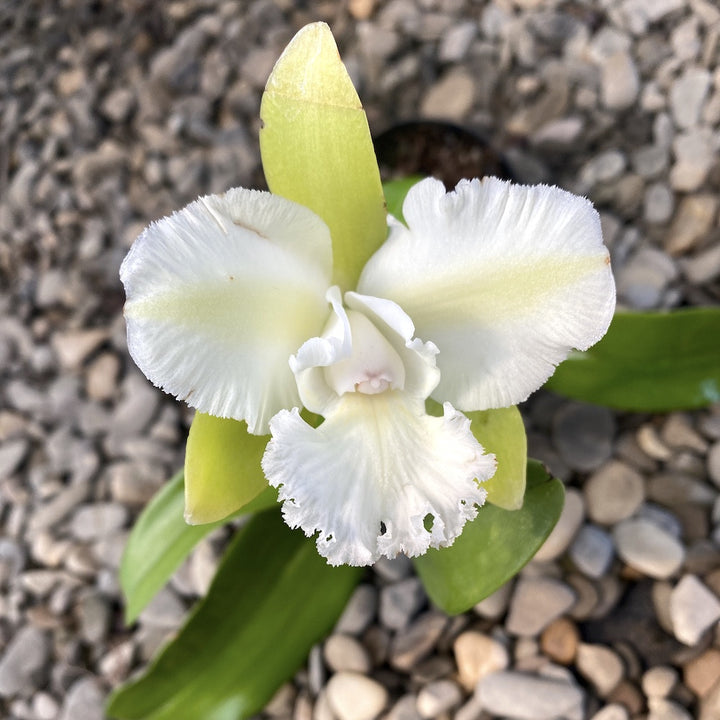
[420,70,475,120]
[335,584,377,635]
[324,634,372,674]
[642,665,678,698]
[473,580,513,619]
[584,461,645,525]
[326,672,389,720]
[613,517,685,579]
[506,577,576,637]
[671,128,716,191]
[576,643,624,696]
[453,631,509,691]
[602,51,639,110]
[535,489,584,561]
[416,680,462,718]
[0,626,50,696]
[644,183,675,224]
[477,671,585,720]
[648,698,693,720]
[59,677,105,720]
[569,525,614,579]
[51,328,108,370]
[670,574,720,645]
[670,67,711,129]
[590,704,629,720]
[70,502,128,541]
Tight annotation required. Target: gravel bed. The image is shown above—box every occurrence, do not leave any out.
[1,1,720,719]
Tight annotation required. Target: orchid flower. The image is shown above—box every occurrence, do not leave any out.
[120,176,615,566]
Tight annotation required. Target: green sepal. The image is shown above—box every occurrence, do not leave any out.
[467,405,527,510]
[185,413,269,525]
[259,22,386,291]
[413,460,564,615]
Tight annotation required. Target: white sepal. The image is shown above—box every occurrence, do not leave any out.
[262,392,495,566]
[121,188,332,434]
[358,177,616,412]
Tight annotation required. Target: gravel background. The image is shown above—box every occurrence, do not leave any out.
[2,1,720,719]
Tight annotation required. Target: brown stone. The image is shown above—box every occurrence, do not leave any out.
[540,618,580,665]
[607,680,644,716]
[685,649,720,698]
[665,194,718,255]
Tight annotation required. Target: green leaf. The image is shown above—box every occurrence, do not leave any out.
[546,307,720,411]
[120,471,277,624]
[185,413,269,524]
[413,460,564,615]
[383,176,423,223]
[109,512,362,720]
[259,22,386,291]
[467,405,527,511]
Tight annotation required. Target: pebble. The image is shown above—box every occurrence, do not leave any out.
[576,643,624,696]
[535,489,584,561]
[325,672,389,720]
[669,574,720,645]
[647,698,693,720]
[70,502,128,541]
[670,66,711,129]
[473,580,513,618]
[616,247,678,309]
[552,403,615,472]
[632,145,668,179]
[416,679,462,718]
[476,670,585,720]
[385,694,421,720]
[86,352,121,401]
[324,634,372,674]
[665,193,718,255]
[684,648,720,697]
[389,612,447,672]
[670,128,716,191]
[420,69,475,120]
[644,182,675,224]
[584,461,645,525]
[453,631,509,690]
[58,677,105,720]
[0,437,28,481]
[569,524,615,579]
[0,538,26,585]
[540,618,580,665]
[580,150,627,189]
[601,51,639,110]
[379,578,425,631]
[590,704,629,720]
[680,242,720,285]
[138,587,187,629]
[0,626,50,696]
[613,517,685,579]
[506,577,576,637]
[438,21,476,62]
[642,665,678,699]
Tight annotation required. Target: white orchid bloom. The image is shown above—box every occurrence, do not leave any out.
[121,176,615,566]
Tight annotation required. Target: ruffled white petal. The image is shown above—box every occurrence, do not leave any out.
[121,188,332,434]
[358,177,616,411]
[262,391,495,566]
